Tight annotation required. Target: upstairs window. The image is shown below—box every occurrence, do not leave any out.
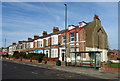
[52,36,58,45]
[29,42,33,48]
[71,33,75,41]
[22,44,26,49]
[38,41,42,47]
[63,36,66,44]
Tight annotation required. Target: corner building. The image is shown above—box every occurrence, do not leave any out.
[40,15,108,63]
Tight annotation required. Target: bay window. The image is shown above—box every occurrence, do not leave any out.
[51,49,58,58]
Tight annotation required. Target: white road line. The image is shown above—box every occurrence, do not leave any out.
[32,72,38,74]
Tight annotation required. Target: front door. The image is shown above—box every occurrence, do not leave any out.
[61,49,65,61]
[62,53,64,61]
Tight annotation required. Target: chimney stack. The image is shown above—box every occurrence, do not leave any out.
[53,27,59,33]
[22,40,26,43]
[94,14,100,20]
[34,35,39,39]
[42,31,47,36]
[12,43,16,45]
[18,41,22,44]
[28,38,33,41]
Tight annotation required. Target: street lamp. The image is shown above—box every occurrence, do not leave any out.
[64,4,67,66]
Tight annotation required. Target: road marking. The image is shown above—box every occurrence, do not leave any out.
[32,72,38,74]
[23,63,26,64]
[32,65,37,67]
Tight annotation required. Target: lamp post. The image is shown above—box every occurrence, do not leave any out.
[64,4,67,66]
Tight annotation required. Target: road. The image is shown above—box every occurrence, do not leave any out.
[2,61,111,80]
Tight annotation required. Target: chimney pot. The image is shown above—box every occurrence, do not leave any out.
[53,27,59,33]
[12,43,16,45]
[94,14,100,20]
[34,35,39,39]
[42,31,47,36]
[18,41,22,44]
[28,38,33,41]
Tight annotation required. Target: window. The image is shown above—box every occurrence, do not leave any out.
[70,48,75,59]
[63,36,66,44]
[30,42,33,48]
[22,44,26,49]
[52,36,58,45]
[38,41,42,47]
[71,33,75,41]
[51,49,58,58]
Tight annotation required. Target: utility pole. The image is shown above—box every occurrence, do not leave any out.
[64,4,67,66]
[5,38,6,48]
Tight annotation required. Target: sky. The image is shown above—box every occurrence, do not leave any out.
[1,2,118,50]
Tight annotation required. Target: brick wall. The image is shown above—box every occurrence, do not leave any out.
[43,39,46,47]
[99,67,120,73]
[32,60,38,63]
[48,38,51,46]
[22,59,30,62]
[47,61,56,66]
[58,35,62,44]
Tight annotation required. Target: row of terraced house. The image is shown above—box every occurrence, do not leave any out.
[6,15,108,64]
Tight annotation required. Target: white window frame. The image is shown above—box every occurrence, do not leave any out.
[38,41,43,47]
[70,33,75,42]
[37,39,43,47]
[62,36,66,44]
[51,49,58,58]
[30,42,33,48]
[51,35,58,45]
[76,33,78,41]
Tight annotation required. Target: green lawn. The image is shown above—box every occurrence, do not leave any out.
[108,63,120,68]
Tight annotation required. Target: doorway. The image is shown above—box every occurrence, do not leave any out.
[61,49,65,61]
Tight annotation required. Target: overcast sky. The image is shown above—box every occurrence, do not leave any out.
[1,2,118,50]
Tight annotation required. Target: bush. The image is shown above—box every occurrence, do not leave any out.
[25,53,36,59]
[14,53,20,59]
[19,52,26,58]
[32,54,45,63]
[43,55,48,58]
[8,55,13,58]
[13,51,20,59]
[32,55,40,60]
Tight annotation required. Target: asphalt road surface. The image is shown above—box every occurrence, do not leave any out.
[2,61,112,80]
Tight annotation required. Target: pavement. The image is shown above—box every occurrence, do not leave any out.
[2,59,120,80]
